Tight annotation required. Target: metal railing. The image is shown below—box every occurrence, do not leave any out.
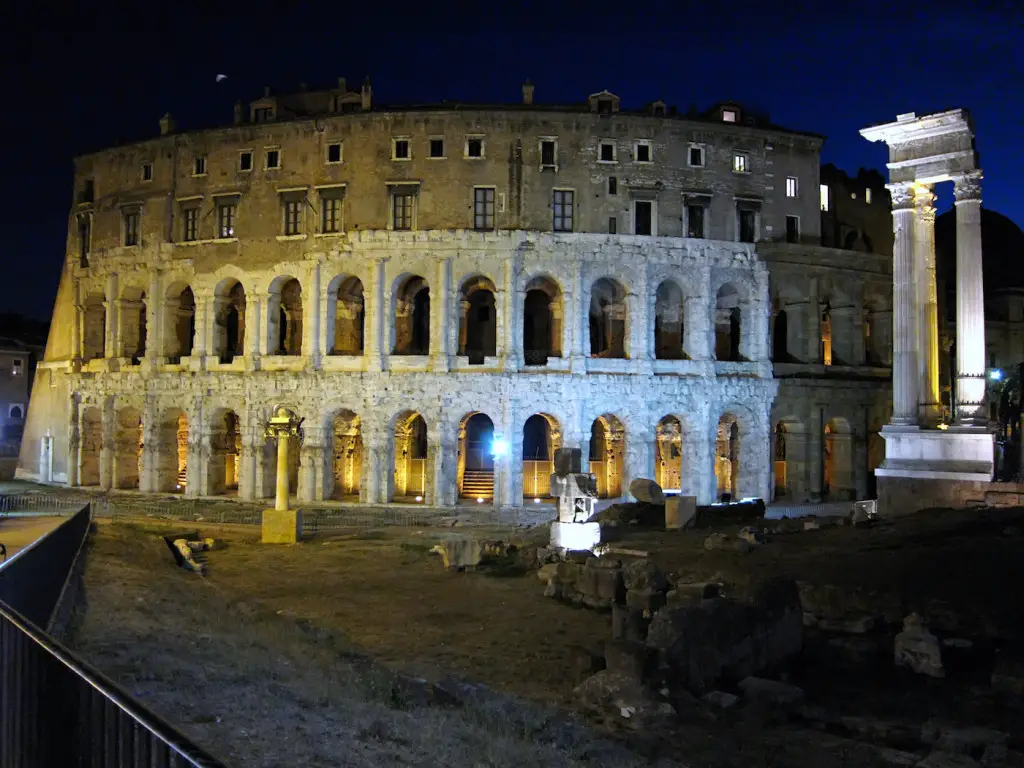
[0,503,229,767]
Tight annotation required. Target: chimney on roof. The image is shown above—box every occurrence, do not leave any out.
[361,77,372,111]
[522,79,534,105]
[338,77,347,92]
[233,101,243,125]
[159,113,176,136]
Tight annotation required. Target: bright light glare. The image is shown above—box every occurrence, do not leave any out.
[990,369,1003,381]
[476,497,484,503]
[415,495,423,502]
[533,498,541,504]
[490,438,509,457]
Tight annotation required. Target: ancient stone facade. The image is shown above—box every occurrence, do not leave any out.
[18,83,893,506]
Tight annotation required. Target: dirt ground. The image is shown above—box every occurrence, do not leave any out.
[68,507,1024,767]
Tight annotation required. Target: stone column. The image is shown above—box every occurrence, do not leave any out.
[457,300,470,356]
[192,289,210,361]
[274,433,290,510]
[145,271,161,366]
[238,429,259,501]
[569,263,586,372]
[887,181,919,425]
[297,434,324,503]
[953,172,988,425]
[303,262,322,369]
[431,258,452,372]
[99,401,114,491]
[366,258,386,373]
[502,255,520,372]
[629,263,650,365]
[914,184,941,425]
[244,290,262,370]
[807,408,824,501]
[431,422,457,507]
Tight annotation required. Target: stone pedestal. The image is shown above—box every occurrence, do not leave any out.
[261,508,303,544]
[550,521,601,552]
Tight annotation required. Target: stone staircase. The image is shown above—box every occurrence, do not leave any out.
[460,470,494,501]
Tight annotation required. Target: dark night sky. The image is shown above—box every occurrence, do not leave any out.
[1,0,1021,321]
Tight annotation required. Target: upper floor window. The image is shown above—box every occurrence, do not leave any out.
[11,359,22,377]
[473,187,495,231]
[123,208,140,246]
[737,204,758,243]
[283,198,303,236]
[193,156,207,176]
[253,107,274,123]
[392,138,411,161]
[608,176,617,196]
[722,108,738,123]
[239,151,253,172]
[597,98,614,115]
[217,199,237,239]
[77,214,91,267]
[540,138,557,170]
[141,163,153,182]
[599,141,616,163]
[865,187,873,204]
[326,142,343,164]
[820,184,831,212]
[183,207,199,242]
[390,185,418,230]
[465,136,484,159]
[265,148,281,170]
[552,189,574,232]
[732,153,749,173]
[786,177,799,198]
[80,179,95,205]
[686,203,705,238]
[634,141,652,163]
[320,188,344,234]
[429,138,445,159]
[688,145,705,167]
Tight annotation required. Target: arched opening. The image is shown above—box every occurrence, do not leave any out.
[392,412,428,500]
[268,277,303,355]
[163,285,195,362]
[82,293,106,361]
[589,278,627,358]
[655,415,682,492]
[654,281,686,360]
[714,283,742,362]
[589,414,625,498]
[522,276,562,365]
[119,288,147,364]
[458,412,495,501]
[78,406,103,486]
[824,418,855,500]
[9,406,22,420]
[327,276,365,356]
[213,279,246,363]
[772,308,789,363]
[459,276,497,364]
[207,409,240,495]
[522,413,561,499]
[715,413,741,501]
[154,409,189,493]
[113,407,142,489]
[329,410,362,499]
[394,276,430,355]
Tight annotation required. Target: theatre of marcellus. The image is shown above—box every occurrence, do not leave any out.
[16,79,1013,511]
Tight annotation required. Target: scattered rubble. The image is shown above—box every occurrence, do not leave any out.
[894,613,944,678]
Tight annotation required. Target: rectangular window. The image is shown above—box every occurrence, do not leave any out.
[123,209,140,246]
[473,187,495,230]
[465,137,484,159]
[722,109,737,123]
[321,194,343,233]
[738,208,757,243]
[820,183,830,212]
[608,176,617,195]
[193,156,207,176]
[634,141,652,163]
[266,149,280,169]
[253,107,274,123]
[183,207,199,242]
[634,201,653,235]
[239,151,253,171]
[217,202,236,238]
[283,200,302,236]
[865,187,873,204]
[732,153,748,173]
[429,138,445,158]
[552,190,574,232]
[689,145,705,167]
[599,141,616,163]
[785,215,800,244]
[392,138,410,160]
[78,215,91,265]
[12,359,22,377]
[686,205,705,238]
[608,217,617,234]
[540,139,557,168]
[786,177,799,198]
[392,191,415,230]
[81,179,95,204]
[326,142,342,164]
[141,163,153,182]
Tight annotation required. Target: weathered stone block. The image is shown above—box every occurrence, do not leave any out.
[626,588,666,615]
[665,496,697,529]
[603,639,653,681]
[261,508,302,544]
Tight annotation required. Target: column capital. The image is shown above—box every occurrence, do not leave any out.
[913,183,936,217]
[886,181,916,210]
[954,171,983,203]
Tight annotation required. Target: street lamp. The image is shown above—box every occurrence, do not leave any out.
[990,369,1003,382]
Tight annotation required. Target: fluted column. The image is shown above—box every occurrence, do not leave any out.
[887,182,919,425]
[914,184,941,426]
[953,171,987,425]
[366,258,386,373]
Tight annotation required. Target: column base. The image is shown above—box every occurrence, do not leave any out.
[262,508,303,544]
[876,424,995,482]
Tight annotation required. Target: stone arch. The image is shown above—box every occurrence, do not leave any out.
[772,416,805,500]
[393,275,430,355]
[715,411,742,500]
[589,413,625,498]
[863,293,889,365]
[589,277,627,358]
[522,413,562,499]
[112,406,142,489]
[326,408,362,499]
[714,282,744,362]
[162,281,196,361]
[458,275,497,363]
[154,408,189,493]
[207,408,241,495]
[772,305,789,363]
[82,292,106,361]
[654,280,687,360]
[212,278,246,362]
[655,415,683,491]
[522,275,563,364]
[78,405,103,486]
[824,416,855,501]
[820,285,857,366]
[326,275,365,356]
[267,275,303,355]
[392,410,429,500]
[118,286,147,363]
[457,411,495,501]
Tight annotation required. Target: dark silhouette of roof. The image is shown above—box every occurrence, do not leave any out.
[936,208,1024,293]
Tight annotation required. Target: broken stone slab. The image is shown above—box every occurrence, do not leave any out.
[573,671,676,730]
[622,560,668,592]
[702,690,739,709]
[894,613,944,678]
[738,526,764,545]
[611,603,648,643]
[628,478,664,505]
[703,532,753,552]
[665,495,697,530]
[603,639,655,681]
[438,538,482,570]
[625,588,666,616]
[536,563,558,583]
[737,676,805,706]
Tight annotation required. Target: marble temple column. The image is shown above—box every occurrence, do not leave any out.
[887,181,919,426]
[914,184,941,426]
[953,171,987,425]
